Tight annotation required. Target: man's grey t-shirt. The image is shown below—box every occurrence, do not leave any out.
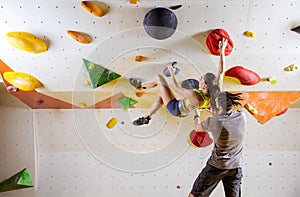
[201,110,246,169]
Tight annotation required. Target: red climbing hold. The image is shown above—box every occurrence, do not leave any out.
[276,108,288,116]
[206,29,234,56]
[225,66,260,86]
[188,130,213,148]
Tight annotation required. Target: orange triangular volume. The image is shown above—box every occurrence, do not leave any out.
[240,92,300,124]
[0,59,77,109]
[89,92,126,109]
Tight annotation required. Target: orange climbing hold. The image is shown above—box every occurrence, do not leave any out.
[81,1,104,17]
[135,91,146,97]
[134,55,144,62]
[130,0,137,4]
[67,30,91,44]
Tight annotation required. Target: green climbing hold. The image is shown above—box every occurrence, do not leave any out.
[117,96,137,111]
[82,58,121,88]
[0,168,33,192]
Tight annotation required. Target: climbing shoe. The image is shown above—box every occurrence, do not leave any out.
[129,78,142,89]
[132,116,151,126]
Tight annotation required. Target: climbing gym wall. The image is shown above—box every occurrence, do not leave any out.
[1,94,299,197]
[0,0,300,197]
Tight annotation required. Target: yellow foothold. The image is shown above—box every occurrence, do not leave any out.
[106,117,118,129]
[79,103,87,109]
[243,31,255,38]
[261,76,277,84]
[244,103,258,115]
[267,76,277,84]
[88,64,94,70]
[284,64,298,71]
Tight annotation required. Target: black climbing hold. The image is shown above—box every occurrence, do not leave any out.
[143,7,178,40]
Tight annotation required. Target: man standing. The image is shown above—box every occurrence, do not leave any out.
[189,91,246,197]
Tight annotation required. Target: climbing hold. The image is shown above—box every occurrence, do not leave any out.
[0,168,33,192]
[143,7,178,40]
[6,31,47,54]
[243,31,255,38]
[67,30,91,44]
[36,100,44,106]
[206,29,234,56]
[187,130,213,148]
[244,103,258,115]
[80,1,104,17]
[135,91,146,97]
[7,85,18,92]
[163,61,180,77]
[261,76,277,84]
[3,72,42,91]
[225,66,260,85]
[268,77,277,85]
[291,26,300,34]
[284,64,298,71]
[117,96,137,111]
[82,59,121,89]
[276,108,288,116]
[134,55,144,62]
[78,103,87,109]
[106,117,118,129]
[169,5,182,10]
[181,79,199,90]
[129,0,137,4]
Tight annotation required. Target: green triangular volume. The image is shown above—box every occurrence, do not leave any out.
[117,96,137,111]
[82,58,121,89]
[16,169,33,187]
[0,168,33,192]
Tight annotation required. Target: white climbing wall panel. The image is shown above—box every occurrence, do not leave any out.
[0,89,35,197]
[0,104,299,197]
[0,0,300,197]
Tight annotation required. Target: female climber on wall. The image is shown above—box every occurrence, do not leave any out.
[129,38,228,127]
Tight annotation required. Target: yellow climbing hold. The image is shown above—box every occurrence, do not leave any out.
[244,103,258,115]
[243,31,255,38]
[261,76,277,84]
[267,76,277,84]
[3,72,42,91]
[78,103,87,109]
[284,64,298,72]
[88,64,95,70]
[6,32,47,53]
[106,117,118,129]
